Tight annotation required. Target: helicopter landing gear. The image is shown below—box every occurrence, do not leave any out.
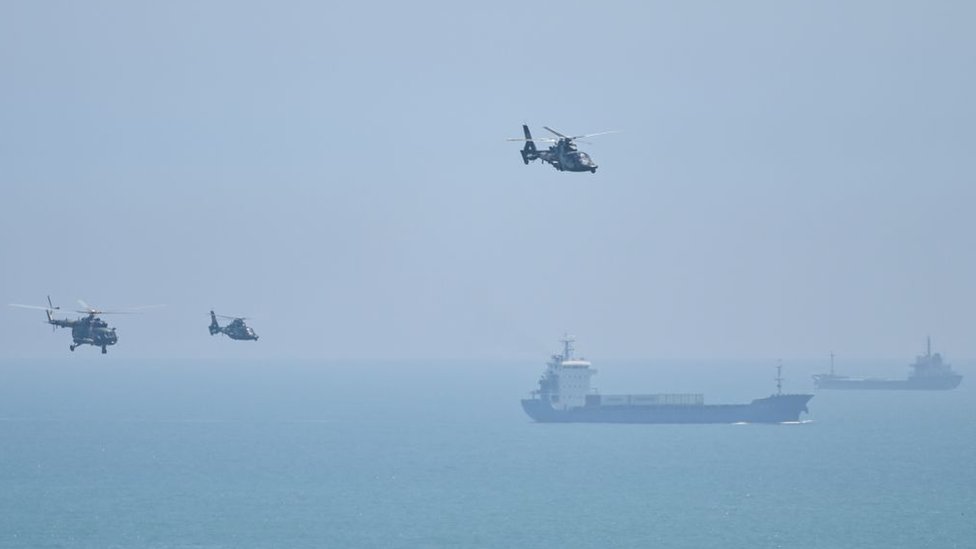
[101,346,107,354]
[69,344,76,352]
[590,168,597,173]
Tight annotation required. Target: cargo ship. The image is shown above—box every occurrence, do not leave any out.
[521,336,813,424]
[813,338,962,390]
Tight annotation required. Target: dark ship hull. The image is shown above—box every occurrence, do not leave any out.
[814,374,962,391]
[521,394,812,424]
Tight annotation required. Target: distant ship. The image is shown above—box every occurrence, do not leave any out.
[813,338,963,390]
[521,336,813,424]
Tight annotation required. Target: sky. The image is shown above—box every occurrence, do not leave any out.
[1,1,974,361]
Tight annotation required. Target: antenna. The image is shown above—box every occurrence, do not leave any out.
[776,360,784,395]
[560,333,575,360]
[926,336,931,357]
[830,351,835,376]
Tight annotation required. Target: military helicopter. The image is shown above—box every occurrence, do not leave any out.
[209,311,258,341]
[9,297,160,354]
[508,125,617,173]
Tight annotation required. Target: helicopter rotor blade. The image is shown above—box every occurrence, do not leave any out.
[543,126,568,139]
[216,314,250,320]
[73,310,141,315]
[9,304,58,312]
[506,137,558,143]
[540,127,619,141]
[569,130,620,140]
[72,303,165,315]
[11,302,161,316]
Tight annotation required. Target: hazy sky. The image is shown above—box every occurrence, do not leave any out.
[2,1,974,361]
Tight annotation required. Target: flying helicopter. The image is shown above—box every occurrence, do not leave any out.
[209,311,259,341]
[9,296,160,354]
[508,125,617,173]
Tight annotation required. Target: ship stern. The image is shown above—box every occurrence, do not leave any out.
[521,398,561,422]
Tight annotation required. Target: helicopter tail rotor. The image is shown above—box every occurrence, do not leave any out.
[46,295,58,323]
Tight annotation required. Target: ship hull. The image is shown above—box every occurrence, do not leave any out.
[521,394,812,424]
[814,375,962,391]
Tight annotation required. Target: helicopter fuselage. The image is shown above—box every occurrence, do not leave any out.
[536,140,598,172]
[219,322,258,341]
[54,315,118,352]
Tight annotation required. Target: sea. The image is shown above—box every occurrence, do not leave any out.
[0,358,973,548]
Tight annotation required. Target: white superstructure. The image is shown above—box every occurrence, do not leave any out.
[531,336,707,410]
[536,335,596,410]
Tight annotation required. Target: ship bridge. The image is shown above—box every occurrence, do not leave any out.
[533,336,599,410]
[551,359,595,410]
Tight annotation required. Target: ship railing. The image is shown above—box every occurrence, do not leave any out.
[597,393,705,406]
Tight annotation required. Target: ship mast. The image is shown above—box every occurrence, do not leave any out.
[926,336,931,358]
[560,333,575,360]
[830,351,835,376]
[776,360,784,395]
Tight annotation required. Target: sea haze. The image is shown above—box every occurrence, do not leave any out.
[0,358,972,548]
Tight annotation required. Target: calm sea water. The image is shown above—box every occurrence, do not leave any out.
[0,358,973,548]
